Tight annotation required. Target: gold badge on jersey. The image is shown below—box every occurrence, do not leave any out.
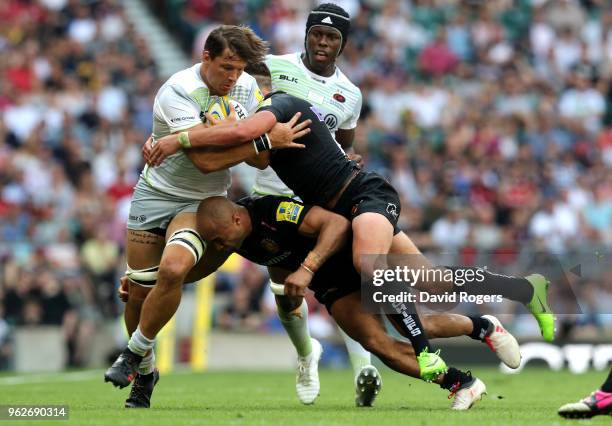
[255,88,264,103]
[276,202,303,224]
[256,97,272,110]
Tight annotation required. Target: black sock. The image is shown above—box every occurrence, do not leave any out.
[386,300,431,355]
[441,367,473,390]
[469,316,492,341]
[447,266,534,304]
[601,369,612,393]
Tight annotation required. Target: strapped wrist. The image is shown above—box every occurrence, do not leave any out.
[300,263,315,275]
[178,131,192,149]
[305,251,322,271]
[252,134,271,154]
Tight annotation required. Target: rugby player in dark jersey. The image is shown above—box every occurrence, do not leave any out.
[148,64,556,375]
[149,73,450,382]
[193,195,525,409]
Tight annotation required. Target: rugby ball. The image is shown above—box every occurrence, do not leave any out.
[207,96,248,122]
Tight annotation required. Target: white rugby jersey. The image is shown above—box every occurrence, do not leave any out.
[253,52,362,196]
[143,63,261,199]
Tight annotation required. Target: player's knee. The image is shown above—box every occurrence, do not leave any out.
[157,228,205,286]
[352,253,377,279]
[158,257,192,285]
[129,283,151,303]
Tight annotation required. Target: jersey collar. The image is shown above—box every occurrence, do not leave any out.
[298,52,338,83]
[263,90,285,101]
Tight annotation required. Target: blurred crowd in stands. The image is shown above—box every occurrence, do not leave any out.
[1,0,612,368]
[0,0,157,367]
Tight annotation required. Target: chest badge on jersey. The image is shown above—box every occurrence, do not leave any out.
[261,238,280,254]
[324,114,338,130]
[255,88,264,103]
[333,93,346,103]
[276,201,303,224]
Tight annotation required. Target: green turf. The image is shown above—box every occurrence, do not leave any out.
[0,367,609,425]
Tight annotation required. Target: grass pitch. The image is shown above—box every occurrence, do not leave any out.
[0,367,609,425]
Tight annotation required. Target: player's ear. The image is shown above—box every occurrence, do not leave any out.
[233,212,241,226]
[202,50,211,64]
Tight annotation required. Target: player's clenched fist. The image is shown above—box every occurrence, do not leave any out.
[284,266,314,297]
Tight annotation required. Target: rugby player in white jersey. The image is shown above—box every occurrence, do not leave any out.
[252,3,379,407]
[104,25,310,408]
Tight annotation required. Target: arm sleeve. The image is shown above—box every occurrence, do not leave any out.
[154,84,202,133]
[338,89,362,130]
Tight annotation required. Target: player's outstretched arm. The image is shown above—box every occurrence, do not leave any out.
[185,112,310,173]
[186,110,278,147]
[146,113,274,166]
[147,112,310,167]
[186,142,264,173]
[284,207,351,297]
[185,110,309,151]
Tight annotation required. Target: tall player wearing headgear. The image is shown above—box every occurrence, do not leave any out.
[252,4,379,407]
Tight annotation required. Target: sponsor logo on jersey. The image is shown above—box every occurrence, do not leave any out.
[386,203,399,220]
[255,88,264,103]
[170,116,196,123]
[261,238,280,254]
[324,113,338,130]
[333,93,346,103]
[279,75,298,83]
[257,98,272,110]
[276,201,303,224]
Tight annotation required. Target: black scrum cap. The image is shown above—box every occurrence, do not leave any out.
[305,3,351,54]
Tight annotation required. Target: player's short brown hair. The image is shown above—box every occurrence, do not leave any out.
[204,25,268,63]
[244,62,271,89]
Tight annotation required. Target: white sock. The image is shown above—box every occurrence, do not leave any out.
[276,292,312,358]
[128,326,155,357]
[138,349,156,375]
[338,327,372,376]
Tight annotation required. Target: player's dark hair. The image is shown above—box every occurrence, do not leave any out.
[204,25,268,63]
[245,62,272,90]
